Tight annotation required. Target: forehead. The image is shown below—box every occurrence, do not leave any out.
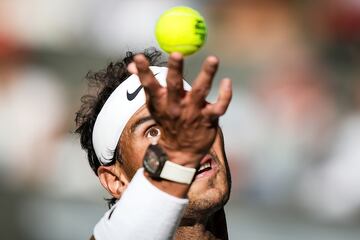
[122,104,150,133]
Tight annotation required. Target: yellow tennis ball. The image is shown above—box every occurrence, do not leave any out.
[155,6,207,56]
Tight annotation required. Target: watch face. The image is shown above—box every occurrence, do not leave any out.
[143,144,167,177]
[144,152,160,173]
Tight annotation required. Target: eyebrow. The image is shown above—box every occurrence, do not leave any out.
[130,115,154,133]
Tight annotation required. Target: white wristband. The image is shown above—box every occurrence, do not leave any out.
[94,168,188,240]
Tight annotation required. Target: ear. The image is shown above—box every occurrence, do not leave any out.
[97,163,129,199]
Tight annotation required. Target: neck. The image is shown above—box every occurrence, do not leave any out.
[174,208,228,240]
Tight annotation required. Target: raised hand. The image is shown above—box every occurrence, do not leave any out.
[133,53,232,168]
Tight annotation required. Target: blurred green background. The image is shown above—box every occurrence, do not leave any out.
[1,0,360,239]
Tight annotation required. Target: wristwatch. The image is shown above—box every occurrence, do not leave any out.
[143,143,196,184]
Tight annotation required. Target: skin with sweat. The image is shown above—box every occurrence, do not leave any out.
[119,105,230,218]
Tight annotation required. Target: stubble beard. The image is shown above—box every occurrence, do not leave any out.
[182,165,230,220]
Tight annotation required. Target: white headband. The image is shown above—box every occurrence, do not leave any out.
[92,66,191,164]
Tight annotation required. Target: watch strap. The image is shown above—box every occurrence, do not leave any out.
[160,161,196,184]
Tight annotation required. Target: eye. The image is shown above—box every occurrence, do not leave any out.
[145,126,161,139]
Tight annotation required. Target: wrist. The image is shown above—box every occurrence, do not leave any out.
[164,150,202,168]
[143,171,190,198]
[158,139,204,168]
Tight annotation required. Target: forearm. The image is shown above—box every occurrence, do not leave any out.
[144,172,190,198]
[94,168,188,240]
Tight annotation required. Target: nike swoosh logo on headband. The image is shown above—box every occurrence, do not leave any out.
[127,85,143,101]
[126,72,160,101]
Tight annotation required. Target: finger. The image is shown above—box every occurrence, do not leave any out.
[202,78,232,117]
[134,54,162,95]
[190,56,219,104]
[166,53,185,106]
[127,62,138,74]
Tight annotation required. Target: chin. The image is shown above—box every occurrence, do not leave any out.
[184,165,230,218]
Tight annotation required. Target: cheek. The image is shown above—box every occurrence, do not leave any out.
[213,135,225,164]
[120,136,149,179]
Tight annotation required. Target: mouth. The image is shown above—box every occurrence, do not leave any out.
[194,153,218,180]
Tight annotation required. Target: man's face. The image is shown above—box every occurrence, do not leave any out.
[118,105,231,217]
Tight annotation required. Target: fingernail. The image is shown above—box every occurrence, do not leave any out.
[127,63,138,74]
[171,52,183,60]
[223,78,232,91]
[134,54,146,62]
[207,56,219,65]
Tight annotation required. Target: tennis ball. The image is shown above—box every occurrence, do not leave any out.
[155,6,207,56]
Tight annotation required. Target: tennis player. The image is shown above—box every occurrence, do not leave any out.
[76,48,232,239]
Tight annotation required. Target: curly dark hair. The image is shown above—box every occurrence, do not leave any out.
[75,48,165,206]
